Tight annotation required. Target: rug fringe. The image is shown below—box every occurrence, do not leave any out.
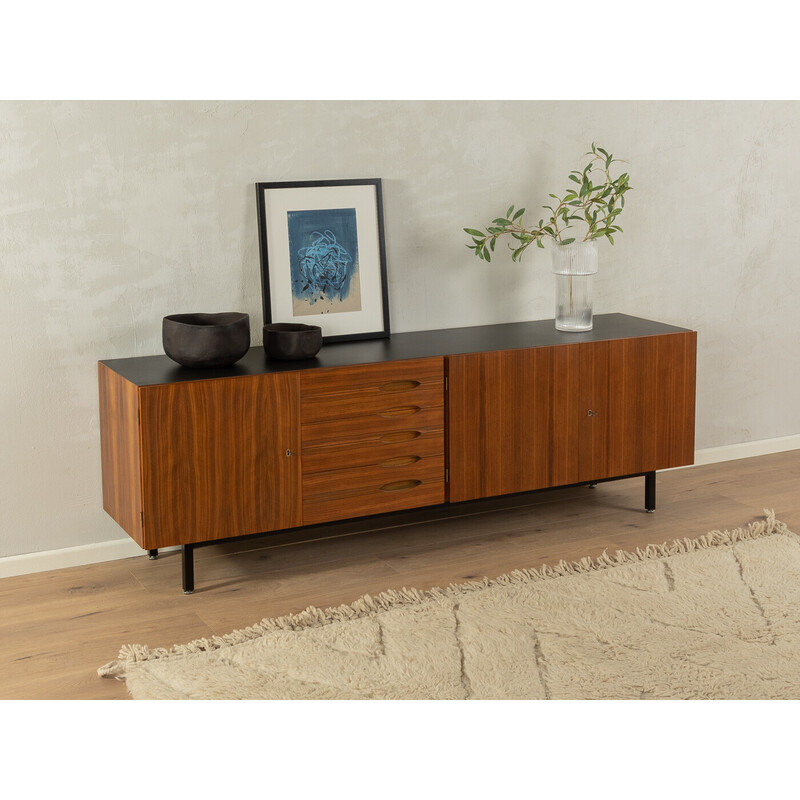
[98,509,787,677]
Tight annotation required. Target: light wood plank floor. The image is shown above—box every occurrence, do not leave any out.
[1,451,798,700]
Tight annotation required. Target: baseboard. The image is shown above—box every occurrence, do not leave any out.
[2,434,799,579]
[692,433,800,466]
[0,538,179,580]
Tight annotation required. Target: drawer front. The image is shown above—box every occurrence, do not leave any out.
[303,454,445,497]
[300,357,446,526]
[303,473,445,526]
[301,404,444,447]
[302,426,444,473]
[301,357,444,423]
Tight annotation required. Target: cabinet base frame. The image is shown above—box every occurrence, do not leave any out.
[163,470,658,593]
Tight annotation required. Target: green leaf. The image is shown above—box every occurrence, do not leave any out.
[490,237,496,251]
[607,234,615,245]
[506,205,514,219]
[536,239,545,248]
[512,207,525,220]
[597,147,609,158]
[464,228,484,237]
[560,237,576,245]
[492,218,512,226]
[568,174,581,184]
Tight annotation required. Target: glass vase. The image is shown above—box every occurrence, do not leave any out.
[551,241,598,332]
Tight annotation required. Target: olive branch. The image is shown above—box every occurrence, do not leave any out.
[464,143,632,263]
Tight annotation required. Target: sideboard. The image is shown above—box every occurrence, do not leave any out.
[98,314,697,592]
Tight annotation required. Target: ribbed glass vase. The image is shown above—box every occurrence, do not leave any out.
[550,241,599,332]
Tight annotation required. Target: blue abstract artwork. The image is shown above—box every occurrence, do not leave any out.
[287,208,362,315]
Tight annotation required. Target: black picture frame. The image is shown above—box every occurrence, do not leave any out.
[256,178,390,343]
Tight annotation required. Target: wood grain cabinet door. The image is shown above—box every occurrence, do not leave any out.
[447,332,696,503]
[138,373,301,548]
[600,332,697,478]
[447,346,583,503]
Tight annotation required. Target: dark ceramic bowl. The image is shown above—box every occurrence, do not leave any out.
[162,312,250,368]
[264,323,322,361]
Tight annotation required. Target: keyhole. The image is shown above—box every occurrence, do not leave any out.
[285,449,292,457]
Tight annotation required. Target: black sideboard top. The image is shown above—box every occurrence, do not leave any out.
[100,313,693,387]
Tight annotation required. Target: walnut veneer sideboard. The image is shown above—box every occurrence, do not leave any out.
[98,314,697,593]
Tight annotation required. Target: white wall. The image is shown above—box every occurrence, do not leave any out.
[1,100,799,559]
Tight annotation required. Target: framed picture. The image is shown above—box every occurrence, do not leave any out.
[256,178,390,343]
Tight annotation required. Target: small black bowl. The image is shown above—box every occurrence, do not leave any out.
[162,312,250,368]
[264,323,322,360]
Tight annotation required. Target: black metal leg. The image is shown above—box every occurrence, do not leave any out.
[645,471,656,513]
[148,549,158,560]
[182,544,195,594]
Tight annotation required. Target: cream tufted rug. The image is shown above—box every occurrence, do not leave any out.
[99,512,800,699]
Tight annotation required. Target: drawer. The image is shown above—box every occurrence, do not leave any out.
[301,404,444,447]
[303,454,444,497]
[303,472,445,526]
[300,358,444,423]
[302,426,444,473]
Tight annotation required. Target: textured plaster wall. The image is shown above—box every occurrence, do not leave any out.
[1,100,799,558]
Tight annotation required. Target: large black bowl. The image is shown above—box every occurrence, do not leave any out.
[162,312,250,368]
[264,323,322,360]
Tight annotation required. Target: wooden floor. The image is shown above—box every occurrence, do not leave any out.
[1,450,798,700]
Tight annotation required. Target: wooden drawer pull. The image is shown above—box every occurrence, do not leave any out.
[380,430,421,443]
[380,479,422,492]
[380,406,421,417]
[379,380,421,393]
[381,455,421,468]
